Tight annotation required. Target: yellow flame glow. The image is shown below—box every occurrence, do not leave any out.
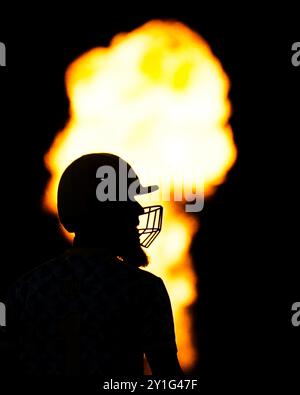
[43,20,237,371]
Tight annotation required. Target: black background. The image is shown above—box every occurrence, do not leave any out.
[0,10,299,391]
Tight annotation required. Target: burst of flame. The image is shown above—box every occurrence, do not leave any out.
[43,20,237,371]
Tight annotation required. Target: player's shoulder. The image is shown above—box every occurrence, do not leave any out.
[126,266,165,292]
[12,253,66,294]
[136,268,162,283]
[138,268,162,283]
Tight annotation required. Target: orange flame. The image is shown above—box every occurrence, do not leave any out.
[43,20,237,371]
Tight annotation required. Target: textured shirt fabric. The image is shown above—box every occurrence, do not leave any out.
[7,248,177,376]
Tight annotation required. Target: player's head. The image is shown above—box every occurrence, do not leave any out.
[57,153,163,266]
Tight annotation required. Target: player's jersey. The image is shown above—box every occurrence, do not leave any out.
[7,248,177,376]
